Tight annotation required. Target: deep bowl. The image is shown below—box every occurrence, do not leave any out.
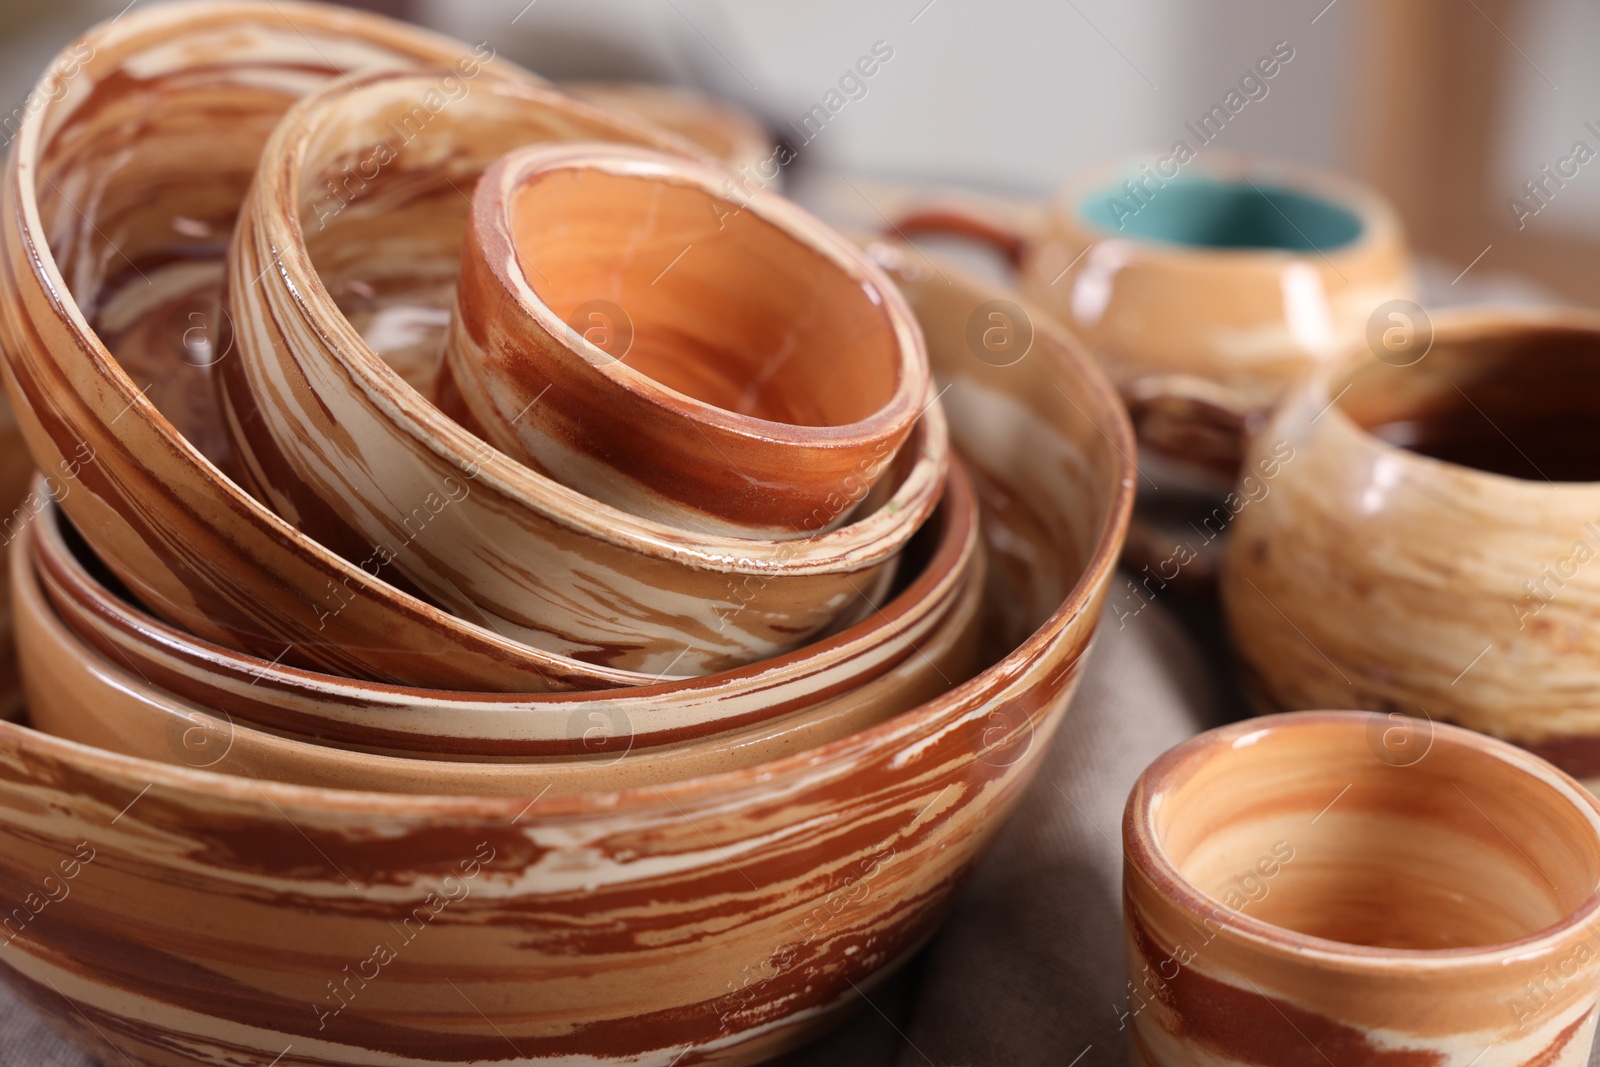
[0,246,1133,1064]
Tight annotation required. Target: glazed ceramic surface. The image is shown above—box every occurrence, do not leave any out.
[565,81,775,178]
[32,461,980,758]
[0,244,1133,1065]
[221,73,946,676]
[1221,308,1600,787]
[1125,711,1600,1066]
[0,1,655,692]
[441,142,928,538]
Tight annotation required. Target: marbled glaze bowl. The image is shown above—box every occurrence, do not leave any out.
[440,142,929,538]
[0,0,664,692]
[31,458,980,758]
[222,73,948,677]
[0,246,1134,1065]
[1125,711,1600,1066]
[1220,308,1600,789]
[565,81,776,179]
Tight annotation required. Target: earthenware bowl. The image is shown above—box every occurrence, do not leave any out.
[0,245,1133,1066]
[440,142,928,537]
[565,81,775,178]
[221,72,947,676]
[0,1,668,691]
[33,458,980,758]
[896,151,1414,479]
[1220,308,1600,788]
[1125,711,1600,1066]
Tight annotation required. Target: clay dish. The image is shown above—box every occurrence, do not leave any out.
[1125,711,1600,1065]
[221,73,948,675]
[1222,308,1600,789]
[895,150,1413,480]
[0,1,678,691]
[32,460,980,758]
[441,142,928,537]
[565,81,775,179]
[0,245,1133,1065]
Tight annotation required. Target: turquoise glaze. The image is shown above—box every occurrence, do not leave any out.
[1080,176,1363,252]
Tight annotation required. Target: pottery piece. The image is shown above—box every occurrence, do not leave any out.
[896,151,1414,478]
[1221,308,1600,789]
[33,458,980,758]
[441,142,928,537]
[565,81,775,179]
[0,246,1134,1065]
[1124,711,1600,1066]
[221,72,946,675]
[0,0,669,691]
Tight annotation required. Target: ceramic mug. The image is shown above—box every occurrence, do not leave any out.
[1125,711,1600,1066]
[1221,308,1600,789]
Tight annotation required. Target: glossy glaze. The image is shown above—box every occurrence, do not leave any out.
[32,461,980,758]
[441,143,928,537]
[1221,309,1600,784]
[221,72,946,676]
[1125,712,1600,1066]
[0,245,1134,1065]
[0,1,657,691]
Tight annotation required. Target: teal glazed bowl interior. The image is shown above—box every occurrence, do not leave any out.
[1077,174,1366,251]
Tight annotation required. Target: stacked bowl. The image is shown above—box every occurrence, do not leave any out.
[0,3,1132,1065]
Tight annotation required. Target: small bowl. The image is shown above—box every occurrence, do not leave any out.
[221,72,948,675]
[440,142,929,537]
[32,458,980,758]
[0,0,653,691]
[1221,308,1600,786]
[1125,711,1600,1065]
[0,244,1134,1065]
[563,81,775,179]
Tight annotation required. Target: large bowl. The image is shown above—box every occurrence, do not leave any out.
[221,71,947,676]
[32,458,980,758]
[0,0,711,692]
[0,246,1133,1064]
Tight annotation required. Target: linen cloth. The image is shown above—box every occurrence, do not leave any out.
[0,590,1237,1067]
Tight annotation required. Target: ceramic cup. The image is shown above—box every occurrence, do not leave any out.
[221,71,947,675]
[564,81,775,180]
[0,0,645,691]
[1125,711,1600,1066]
[440,142,929,537]
[1220,308,1600,789]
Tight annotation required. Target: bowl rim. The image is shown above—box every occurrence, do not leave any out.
[1124,709,1600,969]
[470,141,929,448]
[243,69,947,574]
[0,249,1135,816]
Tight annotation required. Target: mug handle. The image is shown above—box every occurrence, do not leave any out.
[887,202,1033,271]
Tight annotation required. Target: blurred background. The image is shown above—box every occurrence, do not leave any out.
[1,0,1591,303]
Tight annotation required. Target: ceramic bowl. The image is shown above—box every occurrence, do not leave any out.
[1125,711,1600,1066]
[565,81,775,179]
[896,151,1413,479]
[1221,308,1600,788]
[221,72,948,676]
[32,457,980,758]
[0,1,678,692]
[440,142,929,537]
[0,245,1134,1065]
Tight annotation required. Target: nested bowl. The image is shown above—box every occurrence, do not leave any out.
[0,0,685,692]
[31,456,980,759]
[221,71,947,677]
[0,246,1134,1065]
[1221,308,1600,789]
[440,142,929,538]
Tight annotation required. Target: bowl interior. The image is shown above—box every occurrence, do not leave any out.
[1078,175,1363,252]
[505,160,900,428]
[1152,716,1600,950]
[1336,318,1600,482]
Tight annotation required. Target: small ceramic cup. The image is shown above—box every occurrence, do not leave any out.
[1125,711,1600,1066]
[441,142,929,537]
[1220,308,1600,788]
